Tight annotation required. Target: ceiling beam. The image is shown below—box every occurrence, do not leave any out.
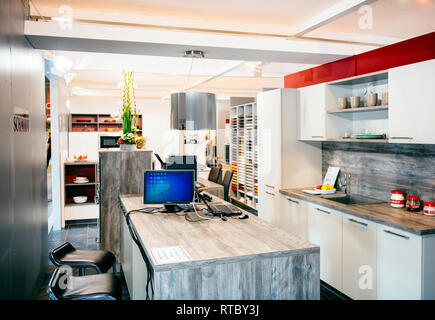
[292,0,378,37]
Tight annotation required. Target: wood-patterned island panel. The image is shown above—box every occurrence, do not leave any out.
[119,194,320,300]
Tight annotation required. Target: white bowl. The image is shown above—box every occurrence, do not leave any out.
[73,196,88,204]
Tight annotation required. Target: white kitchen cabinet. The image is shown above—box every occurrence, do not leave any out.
[342,214,377,300]
[257,89,321,226]
[308,204,342,291]
[377,225,422,300]
[279,195,309,240]
[388,59,435,144]
[297,83,326,141]
[64,203,99,221]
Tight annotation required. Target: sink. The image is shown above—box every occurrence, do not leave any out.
[324,194,385,205]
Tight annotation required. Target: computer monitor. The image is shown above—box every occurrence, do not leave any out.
[143,170,195,212]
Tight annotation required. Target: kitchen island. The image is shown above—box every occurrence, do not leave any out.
[119,194,320,300]
[99,149,153,260]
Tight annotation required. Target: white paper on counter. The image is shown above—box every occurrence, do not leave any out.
[149,246,192,265]
[323,167,340,186]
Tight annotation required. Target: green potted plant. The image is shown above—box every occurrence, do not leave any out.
[117,70,139,151]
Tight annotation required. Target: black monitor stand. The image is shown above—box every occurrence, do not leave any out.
[161,204,182,213]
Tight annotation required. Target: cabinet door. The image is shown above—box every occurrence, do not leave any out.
[389,59,435,144]
[257,90,282,187]
[280,195,309,240]
[342,214,377,300]
[308,204,342,290]
[377,225,422,300]
[258,189,280,226]
[297,84,326,141]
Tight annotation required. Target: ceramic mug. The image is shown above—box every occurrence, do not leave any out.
[337,97,347,109]
[382,92,389,105]
[366,93,378,107]
[350,96,360,108]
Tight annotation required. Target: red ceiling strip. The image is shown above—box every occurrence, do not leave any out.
[284,32,435,88]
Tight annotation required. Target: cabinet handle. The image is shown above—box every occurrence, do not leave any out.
[265,191,275,196]
[311,135,324,138]
[316,208,330,214]
[383,229,409,240]
[265,184,275,189]
[390,137,414,140]
[287,198,299,204]
[349,218,368,227]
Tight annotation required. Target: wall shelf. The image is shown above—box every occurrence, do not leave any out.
[70,113,142,134]
[327,105,388,114]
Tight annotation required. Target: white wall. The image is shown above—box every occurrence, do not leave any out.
[69,96,179,167]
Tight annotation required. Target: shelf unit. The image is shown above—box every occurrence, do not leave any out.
[230,103,258,209]
[63,161,99,222]
[325,71,389,141]
[70,113,143,134]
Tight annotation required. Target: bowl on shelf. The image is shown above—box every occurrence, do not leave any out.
[104,119,116,123]
[350,96,360,108]
[105,128,118,132]
[73,177,89,184]
[73,196,88,204]
[366,93,378,107]
[337,97,348,109]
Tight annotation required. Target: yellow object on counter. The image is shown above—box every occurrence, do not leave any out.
[321,184,335,191]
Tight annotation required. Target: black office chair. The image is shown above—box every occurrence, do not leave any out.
[220,170,233,202]
[50,242,116,276]
[208,166,221,183]
[47,267,122,300]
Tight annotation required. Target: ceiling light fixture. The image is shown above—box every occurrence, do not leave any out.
[184,50,205,59]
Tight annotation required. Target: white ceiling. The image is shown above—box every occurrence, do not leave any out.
[49,50,313,99]
[35,0,434,100]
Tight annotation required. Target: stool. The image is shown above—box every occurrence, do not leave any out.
[47,267,122,300]
[49,242,116,276]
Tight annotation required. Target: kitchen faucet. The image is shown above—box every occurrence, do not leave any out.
[339,173,351,195]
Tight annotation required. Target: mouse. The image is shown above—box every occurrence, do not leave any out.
[238,214,249,220]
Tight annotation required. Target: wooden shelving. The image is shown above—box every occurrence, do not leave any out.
[70,113,143,134]
[63,161,99,221]
[230,103,258,209]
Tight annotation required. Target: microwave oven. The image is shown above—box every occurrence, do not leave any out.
[100,135,121,148]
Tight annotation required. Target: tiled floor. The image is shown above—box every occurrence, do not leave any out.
[40,222,130,300]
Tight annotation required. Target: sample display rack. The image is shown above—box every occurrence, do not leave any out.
[230,103,258,209]
[69,113,143,134]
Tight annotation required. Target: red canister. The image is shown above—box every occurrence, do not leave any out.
[390,190,405,208]
[424,202,435,216]
[406,196,421,212]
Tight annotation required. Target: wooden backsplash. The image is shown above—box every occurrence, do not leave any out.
[322,142,435,202]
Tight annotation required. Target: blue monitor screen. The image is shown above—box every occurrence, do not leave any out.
[143,170,194,204]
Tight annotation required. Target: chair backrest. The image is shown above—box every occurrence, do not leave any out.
[47,268,67,300]
[208,167,221,183]
[49,242,75,267]
[221,170,233,202]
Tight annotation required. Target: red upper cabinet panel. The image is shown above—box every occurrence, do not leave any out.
[284,32,435,88]
[356,32,435,75]
[284,56,356,88]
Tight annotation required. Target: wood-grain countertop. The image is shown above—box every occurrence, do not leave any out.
[119,194,319,271]
[280,188,435,235]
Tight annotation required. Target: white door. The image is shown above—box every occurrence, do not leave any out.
[280,195,309,240]
[377,225,422,300]
[297,83,326,141]
[308,204,342,290]
[342,214,377,300]
[389,59,435,144]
